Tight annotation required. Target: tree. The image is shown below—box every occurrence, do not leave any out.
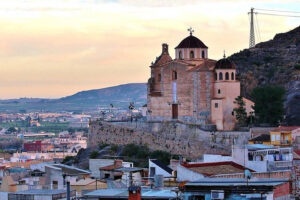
[251,86,285,125]
[233,96,247,125]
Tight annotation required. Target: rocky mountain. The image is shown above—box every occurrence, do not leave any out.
[0,83,147,113]
[229,26,300,125]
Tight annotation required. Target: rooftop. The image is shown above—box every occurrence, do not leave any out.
[271,126,300,132]
[175,35,208,49]
[185,177,289,187]
[249,134,270,142]
[150,159,172,174]
[84,188,177,199]
[11,189,69,195]
[181,161,253,176]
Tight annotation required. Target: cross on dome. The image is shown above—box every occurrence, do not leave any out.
[187,27,194,36]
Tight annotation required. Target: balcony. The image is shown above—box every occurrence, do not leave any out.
[280,140,291,145]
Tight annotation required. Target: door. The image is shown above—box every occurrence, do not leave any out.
[172,104,178,119]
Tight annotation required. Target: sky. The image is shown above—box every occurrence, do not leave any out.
[0,0,299,99]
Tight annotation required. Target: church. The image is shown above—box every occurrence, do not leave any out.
[147,29,253,131]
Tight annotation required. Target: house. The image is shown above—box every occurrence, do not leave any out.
[44,164,90,189]
[248,134,271,145]
[70,178,107,196]
[89,159,133,178]
[270,126,300,146]
[99,160,123,180]
[232,144,293,172]
[183,178,291,200]
[177,161,251,182]
[149,159,173,179]
[8,189,76,200]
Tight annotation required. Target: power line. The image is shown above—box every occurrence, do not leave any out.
[255,8,300,14]
[257,12,300,18]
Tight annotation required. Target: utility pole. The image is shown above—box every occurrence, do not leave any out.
[249,8,255,48]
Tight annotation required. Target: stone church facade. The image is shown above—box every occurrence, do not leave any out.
[147,31,253,131]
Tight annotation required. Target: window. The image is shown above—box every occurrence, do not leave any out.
[190,51,194,59]
[276,135,280,141]
[172,71,177,80]
[218,89,221,94]
[232,111,234,116]
[215,103,218,108]
[231,72,235,80]
[215,73,217,80]
[52,181,58,189]
[219,72,223,80]
[179,51,183,59]
[158,74,161,82]
[271,135,276,141]
[225,72,229,80]
[202,50,205,58]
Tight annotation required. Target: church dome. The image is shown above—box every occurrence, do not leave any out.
[215,58,236,69]
[175,35,208,49]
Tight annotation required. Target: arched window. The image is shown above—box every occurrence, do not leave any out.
[158,74,161,82]
[190,51,194,59]
[202,50,205,58]
[218,89,221,94]
[231,72,235,80]
[179,51,182,59]
[172,71,177,80]
[214,73,218,80]
[219,72,223,80]
[225,72,229,80]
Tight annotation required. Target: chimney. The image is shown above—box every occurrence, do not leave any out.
[162,43,169,55]
[128,186,141,200]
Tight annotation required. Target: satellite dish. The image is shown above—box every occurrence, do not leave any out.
[244,169,252,180]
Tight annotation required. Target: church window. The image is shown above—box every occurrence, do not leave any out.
[190,51,194,59]
[202,50,205,58]
[179,51,183,59]
[218,89,221,94]
[215,103,218,108]
[158,74,161,82]
[215,73,217,80]
[231,72,235,80]
[219,72,223,80]
[172,71,177,80]
[225,72,229,80]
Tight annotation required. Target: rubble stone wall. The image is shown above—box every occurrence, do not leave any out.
[88,121,250,159]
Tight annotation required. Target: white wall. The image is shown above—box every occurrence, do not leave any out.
[177,165,204,182]
[202,154,232,163]
[89,159,114,178]
[149,160,171,178]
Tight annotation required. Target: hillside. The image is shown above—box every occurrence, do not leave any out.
[229,26,300,125]
[0,83,147,113]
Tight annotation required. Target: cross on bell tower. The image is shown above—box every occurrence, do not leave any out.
[187,27,194,36]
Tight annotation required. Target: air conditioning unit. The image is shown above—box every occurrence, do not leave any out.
[211,190,224,199]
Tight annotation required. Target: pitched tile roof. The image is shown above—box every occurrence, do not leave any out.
[249,134,270,142]
[271,126,300,132]
[181,161,253,176]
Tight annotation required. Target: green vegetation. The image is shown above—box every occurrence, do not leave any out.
[251,86,285,125]
[98,143,109,150]
[31,121,69,133]
[89,150,99,159]
[233,96,247,126]
[294,64,300,70]
[121,143,177,168]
